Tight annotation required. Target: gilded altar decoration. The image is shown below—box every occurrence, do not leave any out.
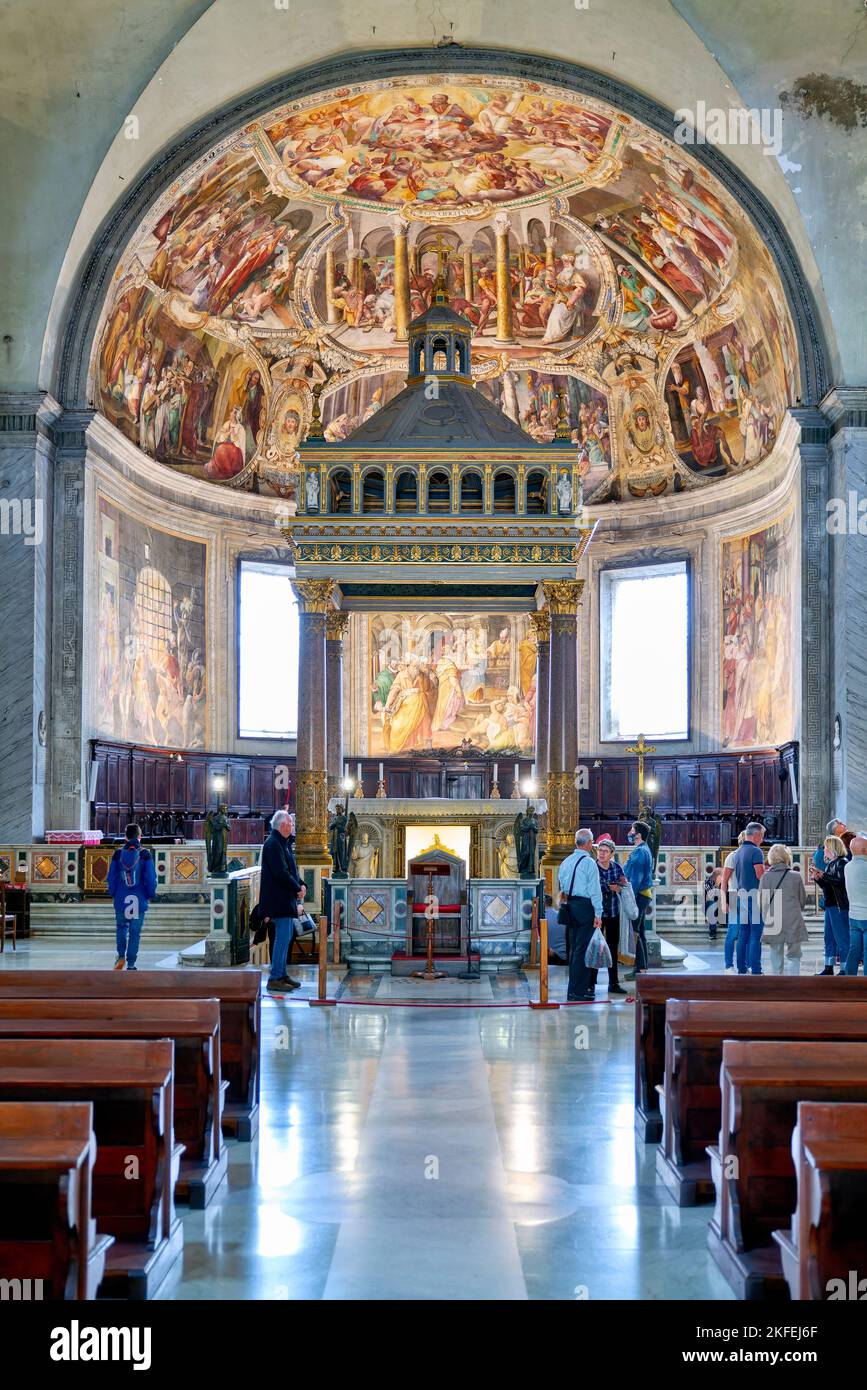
[291,578,335,613]
[294,769,330,859]
[541,579,585,615]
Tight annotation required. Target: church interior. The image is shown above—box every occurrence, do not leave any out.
[2,0,867,1337]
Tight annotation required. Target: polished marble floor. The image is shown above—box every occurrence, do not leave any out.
[0,933,830,1300]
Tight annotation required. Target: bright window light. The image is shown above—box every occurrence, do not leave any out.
[239,562,299,738]
[600,561,688,741]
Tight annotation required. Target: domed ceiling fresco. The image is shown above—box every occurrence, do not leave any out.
[92,74,800,504]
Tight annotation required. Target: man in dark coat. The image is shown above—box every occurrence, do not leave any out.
[259,810,306,992]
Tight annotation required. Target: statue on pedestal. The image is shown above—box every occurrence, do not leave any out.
[204,804,230,877]
[350,830,379,879]
[513,804,539,879]
[328,802,358,878]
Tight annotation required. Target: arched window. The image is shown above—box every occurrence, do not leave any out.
[456,340,468,374]
[427,469,451,513]
[493,470,516,512]
[362,469,385,513]
[394,470,418,513]
[460,471,484,514]
[412,339,424,375]
[329,469,353,513]
[525,470,548,514]
[431,337,449,372]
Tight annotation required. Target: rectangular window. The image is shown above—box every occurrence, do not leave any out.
[600,560,689,741]
[238,561,299,738]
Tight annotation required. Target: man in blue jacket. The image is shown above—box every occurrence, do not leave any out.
[623,820,654,979]
[106,823,157,971]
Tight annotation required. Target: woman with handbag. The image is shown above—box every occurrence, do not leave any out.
[760,843,808,974]
[594,835,628,995]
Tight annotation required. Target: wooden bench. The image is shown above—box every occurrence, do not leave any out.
[634,973,867,1141]
[0,1101,112,1299]
[0,1039,182,1299]
[707,1040,867,1300]
[0,999,227,1209]
[773,1101,867,1300]
[656,999,867,1206]
[0,968,261,1140]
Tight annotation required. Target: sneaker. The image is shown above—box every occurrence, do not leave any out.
[725,966,736,974]
[126,966,137,971]
[113,956,125,970]
[818,965,834,976]
[267,978,287,993]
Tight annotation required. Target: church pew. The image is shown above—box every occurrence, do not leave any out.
[634,973,867,1141]
[0,1101,113,1299]
[0,1039,182,1299]
[773,1102,867,1301]
[0,968,261,1140]
[656,999,867,1205]
[707,1040,867,1300]
[0,998,227,1209]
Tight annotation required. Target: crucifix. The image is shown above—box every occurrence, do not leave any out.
[431,233,452,289]
[627,732,657,821]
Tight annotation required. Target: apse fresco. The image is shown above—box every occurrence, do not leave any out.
[91,72,800,503]
[95,497,207,749]
[720,508,796,750]
[361,612,536,756]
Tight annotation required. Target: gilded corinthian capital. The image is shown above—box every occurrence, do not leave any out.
[292,578,335,614]
[325,610,350,641]
[541,579,584,615]
[527,608,550,642]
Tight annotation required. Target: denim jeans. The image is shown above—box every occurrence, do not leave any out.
[268,916,296,982]
[724,919,739,969]
[823,907,836,965]
[846,919,867,976]
[827,906,850,964]
[736,914,763,974]
[116,916,143,969]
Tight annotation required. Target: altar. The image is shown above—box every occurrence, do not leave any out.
[324,798,543,974]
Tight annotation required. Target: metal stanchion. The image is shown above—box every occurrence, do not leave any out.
[308,913,336,1007]
[529,899,559,1010]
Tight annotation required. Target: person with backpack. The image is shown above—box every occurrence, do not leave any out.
[106,822,157,971]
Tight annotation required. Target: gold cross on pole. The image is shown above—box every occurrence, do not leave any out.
[431,233,451,280]
[626,732,657,820]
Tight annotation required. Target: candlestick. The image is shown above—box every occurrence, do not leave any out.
[512,762,521,798]
[354,762,364,798]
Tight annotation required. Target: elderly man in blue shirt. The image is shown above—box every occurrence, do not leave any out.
[558,828,603,1002]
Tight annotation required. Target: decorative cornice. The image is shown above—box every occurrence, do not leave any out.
[819,388,867,434]
[0,391,62,444]
[293,538,581,566]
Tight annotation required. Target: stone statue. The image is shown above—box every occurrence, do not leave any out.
[328,802,358,878]
[306,470,320,510]
[204,804,230,877]
[513,805,539,879]
[557,470,573,513]
[497,831,519,878]
[350,830,379,879]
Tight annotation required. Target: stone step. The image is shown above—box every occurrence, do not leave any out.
[30,902,208,938]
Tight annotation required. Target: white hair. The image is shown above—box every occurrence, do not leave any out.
[271,810,292,831]
[575,828,594,847]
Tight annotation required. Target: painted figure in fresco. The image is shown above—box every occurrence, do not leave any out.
[486,627,511,690]
[513,806,539,879]
[432,649,464,734]
[204,805,230,877]
[205,407,246,480]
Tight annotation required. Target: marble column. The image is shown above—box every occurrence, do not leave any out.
[541,579,584,872]
[821,389,867,831]
[528,608,550,783]
[325,610,350,798]
[291,578,334,864]
[462,247,474,304]
[791,406,833,844]
[493,212,514,343]
[325,247,340,325]
[392,216,411,342]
